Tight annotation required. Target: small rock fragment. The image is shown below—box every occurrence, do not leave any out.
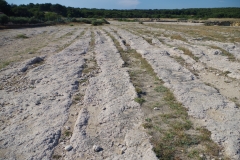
[64,145,73,151]
[93,145,101,152]
[199,154,204,158]
[65,126,70,130]
[35,101,41,105]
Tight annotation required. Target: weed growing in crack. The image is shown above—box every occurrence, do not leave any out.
[145,118,152,122]
[82,66,95,74]
[64,130,72,137]
[79,79,87,84]
[142,122,153,129]
[135,87,143,95]
[73,93,84,104]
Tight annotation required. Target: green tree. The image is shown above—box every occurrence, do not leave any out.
[45,12,60,21]
[11,5,32,17]
[0,14,8,25]
[0,0,11,15]
[51,4,67,16]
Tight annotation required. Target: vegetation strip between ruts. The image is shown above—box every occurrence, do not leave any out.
[105,28,229,160]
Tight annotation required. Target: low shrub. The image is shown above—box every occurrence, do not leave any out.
[71,18,77,22]
[10,17,29,24]
[92,20,103,26]
[91,19,110,26]
[28,17,42,24]
[0,14,9,25]
[77,18,91,24]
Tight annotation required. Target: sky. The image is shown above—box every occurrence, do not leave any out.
[6,0,240,9]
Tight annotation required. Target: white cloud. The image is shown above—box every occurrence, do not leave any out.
[118,0,140,7]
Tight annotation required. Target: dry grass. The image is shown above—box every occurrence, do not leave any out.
[178,47,199,61]
[147,23,240,43]
[90,31,95,48]
[144,37,153,44]
[170,34,187,42]
[0,61,11,70]
[230,97,240,109]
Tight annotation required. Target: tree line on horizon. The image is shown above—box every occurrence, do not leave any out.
[0,0,240,25]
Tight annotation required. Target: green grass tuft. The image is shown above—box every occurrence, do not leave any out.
[16,34,29,39]
[154,86,168,93]
[134,97,145,105]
